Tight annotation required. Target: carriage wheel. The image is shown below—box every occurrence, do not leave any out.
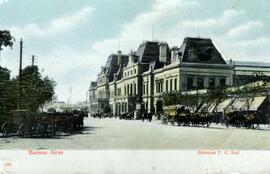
[206,121,211,128]
[225,121,229,128]
[161,115,167,125]
[1,123,10,137]
[171,119,175,126]
[18,123,28,137]
[236,121,243,128]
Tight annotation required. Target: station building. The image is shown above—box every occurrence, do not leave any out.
[90,37,270,116]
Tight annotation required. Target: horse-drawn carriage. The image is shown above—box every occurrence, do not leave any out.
[1,110,86,137]
[161,105,189,126]
[224,110,261,129]
[1,110,55,137]
[119,112,134,120]
[161,105,213,127]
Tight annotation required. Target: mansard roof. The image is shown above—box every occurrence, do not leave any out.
[104,53,128,82]
[135,41,170,63]
[179,37,227,64]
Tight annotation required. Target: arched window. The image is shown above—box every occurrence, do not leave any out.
[127,84,129,95]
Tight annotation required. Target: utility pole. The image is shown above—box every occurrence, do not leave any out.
[18,38,23,110]
[31,55,35,66]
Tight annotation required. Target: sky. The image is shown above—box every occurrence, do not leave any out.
[0,0,270,103]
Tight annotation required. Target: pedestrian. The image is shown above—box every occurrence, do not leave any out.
[148,113,152,122]
[142,111,147,122]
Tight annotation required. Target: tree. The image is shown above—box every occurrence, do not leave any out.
[20,65,56,112]
[0,66,11,123]
[6,65,56,112]
[0,30,15,50]
[0,30,15,65]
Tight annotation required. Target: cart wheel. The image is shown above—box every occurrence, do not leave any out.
[18,123,27,137]
[1,123,10,137]
[172,119,175,126]
[207,121,211,128]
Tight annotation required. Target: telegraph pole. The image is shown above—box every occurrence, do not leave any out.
[31,55,35,66]
[18,38,23,110]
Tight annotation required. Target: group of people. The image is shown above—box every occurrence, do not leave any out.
[141,112,153,122]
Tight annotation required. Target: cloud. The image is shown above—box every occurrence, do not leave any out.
[178,9,245,35]
[10,6,94,38]
[3,0,270,102]
[0,0,8,5]
[92,0,201,55]
[227,21,265,40]
[37,0,201,102]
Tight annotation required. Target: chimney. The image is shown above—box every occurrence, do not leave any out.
[117,50,122,65]
[171,46,178,61]
[159,42,167,63]
[128,53,132,64]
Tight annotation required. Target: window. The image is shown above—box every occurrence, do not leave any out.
[197,77,204,89]
[117,88,121,96]
[127,84,129,95]
[156,82,159,93]
[170,79,173,91]
[143,85,145,95]
[131,70,132,75]
[187,77,193,90]
[174,78,177,90]
[209,78,215,88]
[166,80,168,92]
[146,84,149,95]
[130,84,133,95]
[134,83,136,95]
[124,86,126,95]
[220,78,226,87]
[128,71,129,76]
[134,69,136,74]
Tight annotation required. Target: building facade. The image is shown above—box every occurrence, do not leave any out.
[89,37,234,116]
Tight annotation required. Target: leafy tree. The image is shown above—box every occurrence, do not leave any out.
[0,66,11,123]
[0,30,15,50]
[20,65,56,112]
[0,30,15,66]
[6,65,56,112]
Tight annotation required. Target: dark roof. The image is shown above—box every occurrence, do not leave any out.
[115,65,123,81]
[180,37,226,64]
[104,54,118,68]
[136,41,170,63]
[104,54,128,82]
[149,61,165,71]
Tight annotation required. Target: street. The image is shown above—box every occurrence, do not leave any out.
[1,117,270,150]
